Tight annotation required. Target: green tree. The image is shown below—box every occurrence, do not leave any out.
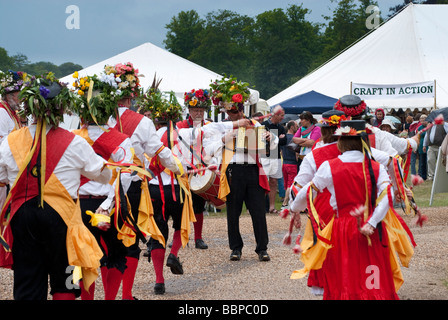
[0,47,14,72]
[314,0,379,68]
[58,62,83,78]
[189,10,254,83]
[164,10,205,59]
[250,5,322,98]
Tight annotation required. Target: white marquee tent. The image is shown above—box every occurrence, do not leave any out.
[59,42,260,128]
[267,4,448,112]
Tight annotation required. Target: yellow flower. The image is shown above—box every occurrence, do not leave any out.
[78,90,84,96]
[230,85,237,91]
[73,82,79,88]
[126,74,135,82]
[80,78,85,86]
[73,71,79,79]
[81,86,86,91]
[189,99,198,107]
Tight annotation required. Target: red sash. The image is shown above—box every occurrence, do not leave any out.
[114,109,144,137]
[79,128,128,186]
[10,127,75,215]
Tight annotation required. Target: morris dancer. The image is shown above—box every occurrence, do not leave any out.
[107,63,182,300]
[0,73,111,300]
[139,88,251,294]
[290,120,398,300]
[71,72,136,300]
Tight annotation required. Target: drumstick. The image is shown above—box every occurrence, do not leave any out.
[186,164,218,174]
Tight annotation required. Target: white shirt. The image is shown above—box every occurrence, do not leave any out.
[108,107,180,181]
[77,125,134,211]
[149,122,233,186]
[290,150,391,228]
[0,125,112,200]
[0,107,17,143]
[368,124,417,155]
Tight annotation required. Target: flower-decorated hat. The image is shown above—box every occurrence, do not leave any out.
[0,70,31,96]
[184,89,211,109]
[141,88,183,124]
[210,75,250,112]
[18,72,79,127]
[334,120,366,136]
[97,62,144,99]
[318,110,347,128]
[334,95,368,118]
[71,72,119,125]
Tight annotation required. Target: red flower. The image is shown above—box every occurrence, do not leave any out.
[232,93,243,103]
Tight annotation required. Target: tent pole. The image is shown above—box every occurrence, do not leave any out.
[434,79,437,110]
[350,81,353,94]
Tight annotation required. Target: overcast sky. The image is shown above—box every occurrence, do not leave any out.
[0,0,404,68]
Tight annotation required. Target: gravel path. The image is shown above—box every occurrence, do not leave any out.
[0,206,447,301]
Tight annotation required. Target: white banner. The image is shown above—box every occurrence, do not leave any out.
[351,81,435,100]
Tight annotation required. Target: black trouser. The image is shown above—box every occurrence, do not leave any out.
[226,164,269,254]
[11,198,81,300]
[192,192,206,214]
[148,184,183,250]
[80,197,127,273]
[125,180,144,259]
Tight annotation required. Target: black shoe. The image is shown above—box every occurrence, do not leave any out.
[166,253,184,275]
[258,250,270,262]
[154,283,165,295]
[229,250,242,261]
[195,239,208,249]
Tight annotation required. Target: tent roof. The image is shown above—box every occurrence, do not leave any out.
[274,90,337,114]
[60,42,259,102]
[267,4,448,112]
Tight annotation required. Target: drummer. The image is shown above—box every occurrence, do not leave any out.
[177,88,251,249]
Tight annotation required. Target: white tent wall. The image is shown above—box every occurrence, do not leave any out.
[267,4,448,113]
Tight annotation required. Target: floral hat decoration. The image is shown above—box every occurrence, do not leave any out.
[334,120,366,136]
[71,70,122,125]
[334,95,367,118]
[94,62,144,100]
[149,91,183,124]
[210,75,251,113]
[18,72,79,127]
[0,70,31,96]
[319,110,347,128]
[137,75,183,124]
[184,89,211,109]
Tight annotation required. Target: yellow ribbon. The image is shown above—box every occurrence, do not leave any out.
[85,210,111,227]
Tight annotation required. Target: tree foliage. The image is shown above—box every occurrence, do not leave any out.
[0,47,82,78]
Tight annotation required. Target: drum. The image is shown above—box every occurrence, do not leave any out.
[189,169,226,209]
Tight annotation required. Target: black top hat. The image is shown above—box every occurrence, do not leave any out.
[318,110,346,128]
